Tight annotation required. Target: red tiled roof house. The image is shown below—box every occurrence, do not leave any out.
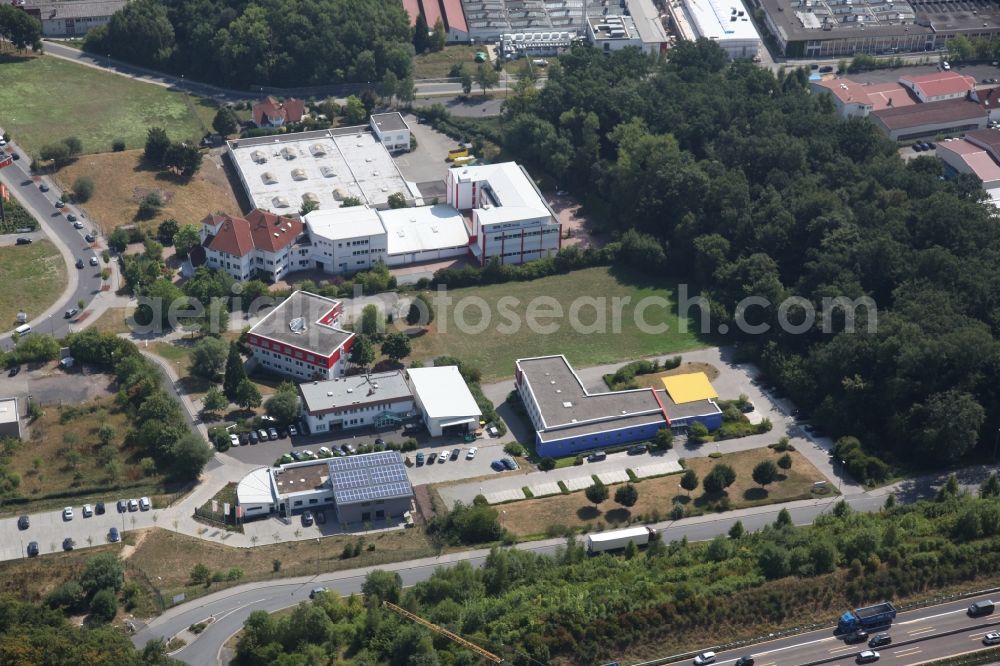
[252,97,306,128]
[199,209,308,281]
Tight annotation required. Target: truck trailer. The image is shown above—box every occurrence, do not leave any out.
[586,526,657,554]
[837,602,897,634]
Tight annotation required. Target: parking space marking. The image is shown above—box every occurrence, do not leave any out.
[563,476,595,491]
[528,481,561,497]
[633,461,682,478]
[596,470,629,485]
[486,489,525,504]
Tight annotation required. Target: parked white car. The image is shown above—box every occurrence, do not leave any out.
[139,497,151,511]
[82,504,93,517]
[63,506,73,520]
[466,447,478,460]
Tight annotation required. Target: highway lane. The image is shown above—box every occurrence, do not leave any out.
[670,597,1000,666]
[0,144,103,350]
[134,492,889,664]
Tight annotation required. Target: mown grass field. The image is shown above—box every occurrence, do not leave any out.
[0,240,66,329]
[412,45,482,79]
[408,266,707,382]
[0,54,212,157]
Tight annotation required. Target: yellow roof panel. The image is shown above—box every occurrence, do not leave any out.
[661,372,718,404]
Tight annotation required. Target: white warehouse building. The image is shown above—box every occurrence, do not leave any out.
[406,366,482,437]
[669,0,761,59]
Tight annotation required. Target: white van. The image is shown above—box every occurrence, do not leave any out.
[14,324,31,336]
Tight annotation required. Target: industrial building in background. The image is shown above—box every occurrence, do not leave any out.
[515,355,723,457]
[665,0,761,59]
[13,0,125,37]
[0,398,21,440]
[752,0,1000,58]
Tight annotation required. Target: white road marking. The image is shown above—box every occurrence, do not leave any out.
[898,608,962,625]
[907,627,935,636]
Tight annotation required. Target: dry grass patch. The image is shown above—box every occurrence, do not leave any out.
[683,447,833,509]
[12,397,165,498]
[498,448,832,537]
[53,150,238,234]
[128,527,437,603]
[413,45,482,79]
[0,543,123,603]
[89,307,135,336]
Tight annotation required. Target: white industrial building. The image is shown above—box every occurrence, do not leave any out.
[447,162,561,265]
[668,0,761,59]
[369,112,411,153]
[305,206,389,274]
[299,371,416,434]
[236,452,414,524]
[227,124,416,213]
[0,397,20,440]
[405,366,483,436]
[586,15,648,52]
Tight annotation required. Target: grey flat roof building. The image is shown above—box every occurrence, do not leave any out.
[248,290,351,359]
[370,112,408,133]
[299,371,413,415]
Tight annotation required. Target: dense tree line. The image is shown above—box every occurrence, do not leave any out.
[83,0,413,88]
[0,5,41,52]
[234,482,1000,664]
[495,41,1000,474]
[0,595,178,665]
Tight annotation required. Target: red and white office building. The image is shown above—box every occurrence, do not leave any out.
[246,291,354,381]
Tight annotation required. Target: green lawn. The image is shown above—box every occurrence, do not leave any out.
[0,54,212,158]
[413,45,483,79]
[408,266,708,382]
[0,240,66,329]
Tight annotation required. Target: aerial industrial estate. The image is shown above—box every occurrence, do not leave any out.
[5,0,1000,661]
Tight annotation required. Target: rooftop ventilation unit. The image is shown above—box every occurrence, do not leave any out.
[289,317,307,334]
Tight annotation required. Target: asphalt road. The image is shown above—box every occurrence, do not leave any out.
[41,41,530,105]
[0,147,103,350]
[134,491,888,664]
[667,597,1000,666]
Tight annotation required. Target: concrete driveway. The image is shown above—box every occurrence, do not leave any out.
[1,502,160,561]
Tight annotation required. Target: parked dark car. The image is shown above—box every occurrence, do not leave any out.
[95,502,105,515]
[239,432,250,445]
[75,259,84,269]
[587,451,607,462]
[375,438,385,447]
[302,510,314,526]
[735,657,755,666]
[291,451,303,461]
[17,515,28,530]
[450,448,460,461]
[491,459,506,471]
[249,430,259,444]
[84,233,96,243]
[315,510,327,525]
[627,444,648,455]
[340,444,351,455]
[15,237,32,245]
[66,213,77,222]
[427,452,438,464]
[27,541,38,557]
[108,527,120,543]
[62,538,74,551]
[268,427,278,440]
[117,499,127,513]
[8,365,19,377]
[415,452,425,466]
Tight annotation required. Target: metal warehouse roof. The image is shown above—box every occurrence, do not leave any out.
[328,451,413,506]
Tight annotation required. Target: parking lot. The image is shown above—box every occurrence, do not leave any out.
[223,420,514,485]
[1,501,159,561]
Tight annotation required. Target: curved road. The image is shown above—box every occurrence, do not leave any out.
[134,492,888,664]
[0,145,103,350]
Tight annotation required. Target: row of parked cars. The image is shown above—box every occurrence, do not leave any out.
[911,141,937,152]
[231,423,299,446]
[415,446,477,466]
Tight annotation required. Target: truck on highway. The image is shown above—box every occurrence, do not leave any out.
[586,526,657,554]
[837,602,897,634]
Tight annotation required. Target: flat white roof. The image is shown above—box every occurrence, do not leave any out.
[0,398,17,425]
[229,128,411,211]
[456,162,553,226]
[305,205,385,242]
[627,0,669,43]
[381,204,470,255]
[684,0,761,42]
[407,366,482,421]
[237,467,276,505]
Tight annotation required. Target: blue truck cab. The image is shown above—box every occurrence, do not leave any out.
[838,602,897,634]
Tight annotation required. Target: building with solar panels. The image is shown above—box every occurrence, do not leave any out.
[238,450,414,524]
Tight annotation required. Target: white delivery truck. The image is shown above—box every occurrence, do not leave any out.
[586,526,657,554]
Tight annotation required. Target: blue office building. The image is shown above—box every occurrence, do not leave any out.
[515,355,723,458]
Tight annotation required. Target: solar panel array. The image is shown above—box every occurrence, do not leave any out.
[328,451,413,506]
